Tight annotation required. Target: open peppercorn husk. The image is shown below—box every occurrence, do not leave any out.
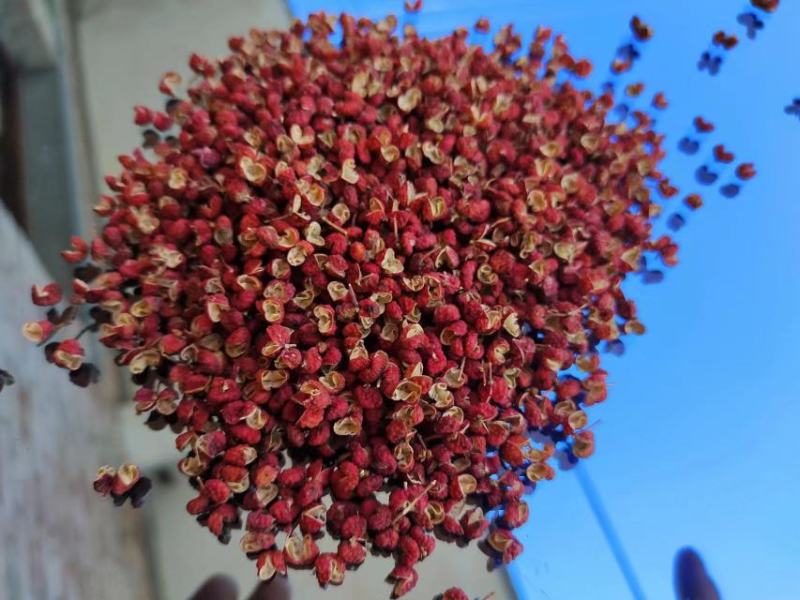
[23,12,688,598]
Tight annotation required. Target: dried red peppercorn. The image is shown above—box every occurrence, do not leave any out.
[440,588,470,600]
[713,144,735,163]
[712,31,739,50]
[694,116,715,133]
[31,283,63,306]
[736,162,757,180]
[751,0,779,12]
[630,16,654,41]
[315,553,345,586]
[94,463,152,508]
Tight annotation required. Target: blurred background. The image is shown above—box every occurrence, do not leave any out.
[0,0,798,599]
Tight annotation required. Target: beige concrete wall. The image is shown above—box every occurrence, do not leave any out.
[75,0,294,181]
[73,1,517,598]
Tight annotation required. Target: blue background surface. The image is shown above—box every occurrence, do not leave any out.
[287,1,800,598]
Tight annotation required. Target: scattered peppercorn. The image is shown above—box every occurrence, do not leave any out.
[474,18,490,33]
[751,0,779,12]
[94,463,152,507]
[736,162,757,180]
[684,193,704,210]
[713,144,735,164]
[694,116,715,133]
[440,587,470,600]
[712,31,739,50]
[651,92,668,110]
[630,16,654,41]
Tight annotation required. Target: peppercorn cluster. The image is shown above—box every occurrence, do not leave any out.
[25,13,682,598]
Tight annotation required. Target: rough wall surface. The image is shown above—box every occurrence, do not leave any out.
[0,205,150,600]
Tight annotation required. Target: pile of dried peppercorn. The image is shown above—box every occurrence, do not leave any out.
[24,11,717,598]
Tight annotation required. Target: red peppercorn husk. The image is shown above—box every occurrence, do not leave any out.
[630,15,654,41]
[94,463,152,508]
[736,162,757,180]
[751,0,779,13]
[31,283,63,306]
[441,587,470,600]
[694,116,715,133]
[22,12,708,597]
[712,31,738,50]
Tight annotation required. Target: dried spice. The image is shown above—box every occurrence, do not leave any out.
[751,0,779,12]
[21,12,726,598]
[684,193,704,210]
[94,463,153,508]
[736,163,757,180]
[707,2,778,73]
[713,144,735,164]
[694,116,715,133]
[712,31,739,50]
[474,18,490,34]
[630,16,653,42]
[439,588,470,600]
[651,92,668,110]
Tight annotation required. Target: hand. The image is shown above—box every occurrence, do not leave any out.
[190,575,290,600]
[674,547,720,600]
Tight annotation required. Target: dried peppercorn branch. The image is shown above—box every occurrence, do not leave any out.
[23,12,702,598]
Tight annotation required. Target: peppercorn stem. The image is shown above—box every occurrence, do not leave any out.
[74,322,95,340]
[322,216,348,235]
[392,481,436,524]
[348,284,359,305]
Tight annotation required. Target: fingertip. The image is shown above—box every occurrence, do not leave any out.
[190,574,239,600]
[674,547,720,600]
[675,546,703,570]
[248,575,290,600]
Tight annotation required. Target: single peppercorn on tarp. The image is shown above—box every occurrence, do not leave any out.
[24,12,692,598]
